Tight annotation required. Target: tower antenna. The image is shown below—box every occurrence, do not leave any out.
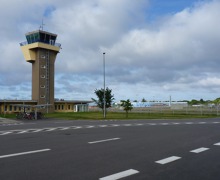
[39,19,45,31]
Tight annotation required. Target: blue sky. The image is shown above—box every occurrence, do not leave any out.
[0,0,220,102]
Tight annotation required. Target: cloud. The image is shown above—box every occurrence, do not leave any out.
[0,0,220,101]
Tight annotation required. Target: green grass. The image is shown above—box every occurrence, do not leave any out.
[45,111,219,120]
[1,111,218,120]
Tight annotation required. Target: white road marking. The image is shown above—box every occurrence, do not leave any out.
[214,142,220,146]
[111,124,120,127]
[17,130,28,134]
[59,127,70,131]
[99,169,139,180]
[148,123,157,125]
[88,138,120,144]
[198,122,207,124]
[85,125,95,128]
[190,147,209,153]
[212,122,220,124]
[32,129,44,133]
[99,125,108,127]
[0,149,51,159]
[0,132,13,135]
[69,126,82,129]
[185,122,193,124]
[123,124,132,126]
[45,128,57,132]
[161,123,169,125]
[1,121,220,136]
[155,156,181,165]
[134,123,144,126]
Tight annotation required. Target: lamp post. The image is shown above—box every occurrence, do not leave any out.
[103,52,106,118]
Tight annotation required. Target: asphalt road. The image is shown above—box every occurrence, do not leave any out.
[1,118,220,180]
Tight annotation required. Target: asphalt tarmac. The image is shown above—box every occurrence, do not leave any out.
[1,118,220,180]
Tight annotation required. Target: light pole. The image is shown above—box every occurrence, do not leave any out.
[103,52,106,118]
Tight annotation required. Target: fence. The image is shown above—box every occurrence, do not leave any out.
[89,106,220,116]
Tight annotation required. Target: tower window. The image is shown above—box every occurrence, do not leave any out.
[40,85,45,88]
[41,55,46,59]
[40,95,45,98]
[41,65,46,68]
[41,75,45,78]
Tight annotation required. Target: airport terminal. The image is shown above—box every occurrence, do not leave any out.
[0,29,90,114]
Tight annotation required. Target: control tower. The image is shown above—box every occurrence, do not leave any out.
[20,30,61,112]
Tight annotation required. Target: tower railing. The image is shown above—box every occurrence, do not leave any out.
[19,41,61,48]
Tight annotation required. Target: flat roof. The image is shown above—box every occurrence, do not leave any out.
[0,100,92,104]
[25,30,57,37]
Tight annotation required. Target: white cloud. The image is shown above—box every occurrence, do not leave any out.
[0,0,220,101]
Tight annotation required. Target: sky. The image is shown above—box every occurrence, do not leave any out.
[0,0,220,102]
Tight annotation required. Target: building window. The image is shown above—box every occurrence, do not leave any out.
[41,75,45,78]
[4,105,7,111]
[41,65,46,68]
[68,105,70,110]
[40,95,45,98]
[9,105,12,111]
[41,55,46,59]
[40,85,45,88]
[61,105,64,110]
[14,106,17,111]
[55,105,57,110]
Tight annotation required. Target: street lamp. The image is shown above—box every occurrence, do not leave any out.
[103,52,106,118]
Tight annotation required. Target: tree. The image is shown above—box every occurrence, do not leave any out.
[92,87,114,116]
[121,99,133,118]
[141,98,147,102]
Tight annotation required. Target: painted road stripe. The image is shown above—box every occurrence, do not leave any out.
[190,147,209,153]
[59,127,70,131]
[0,132,13,135]
[32,129,44,133]
[85,125,95,128]
[17,130,28,134]
[198,122,207,124]
[111,124,120,127]
[45,128,57,132]
[0,149,51,159]
[88,138,120,144]
[155,156,181,165]
[185,122,193,124]
[214,142,220,146]
[213,122,220,124]
[70,126,82,129]
[99,125,108,127]
[148,123,157,125]
[99,169,139,180]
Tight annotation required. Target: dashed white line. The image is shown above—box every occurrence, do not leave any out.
[155,156,182,165]
[88,138,120,144]
[99,125,108,127]
[190,147,209,153]
[185,122,194,124]
[99,169,139,180]
[59,127,70,131]
[85,125,95,128]
[198,122,207,124]
[17,130,28,134]
[148,123,157,125]
[0,132,13,135]
[32,129,44,133]
[45,128,57,132]
[0,149,51,159]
